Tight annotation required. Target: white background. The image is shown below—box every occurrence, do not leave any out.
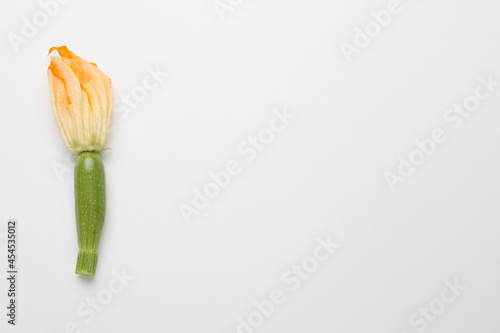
[1,0,500,332]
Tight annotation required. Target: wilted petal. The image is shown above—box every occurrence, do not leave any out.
[47,57,83,151]
[95,67,112,145]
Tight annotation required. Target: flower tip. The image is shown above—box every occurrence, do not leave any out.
[48,46,71,57]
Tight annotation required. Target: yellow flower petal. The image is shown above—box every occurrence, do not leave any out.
[47,46,112,152]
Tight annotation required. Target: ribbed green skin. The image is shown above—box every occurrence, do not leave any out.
[74,151,106,276]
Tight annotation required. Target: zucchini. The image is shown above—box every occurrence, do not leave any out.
[74,151,106,276]
[48,46,112,276]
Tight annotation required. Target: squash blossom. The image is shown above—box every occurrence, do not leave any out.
[47,46,112,276]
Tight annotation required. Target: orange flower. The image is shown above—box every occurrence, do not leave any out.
[48,46,112,153]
